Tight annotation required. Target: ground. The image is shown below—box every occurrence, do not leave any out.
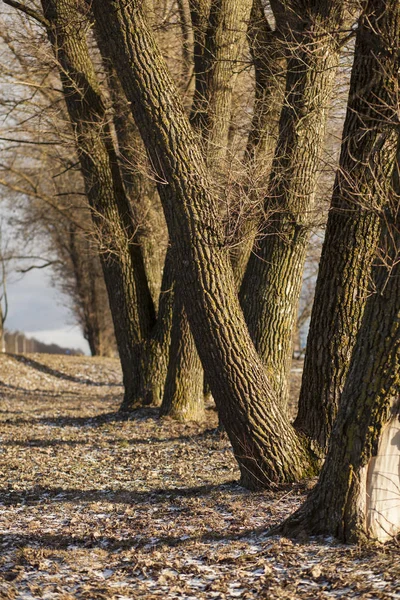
[0,353,398,600]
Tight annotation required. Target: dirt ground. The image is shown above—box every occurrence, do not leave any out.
[0,353,398,599]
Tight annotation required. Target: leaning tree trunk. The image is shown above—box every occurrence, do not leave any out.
[230,0,286,285]
[139,245,175,407]
[161,0,253,421]
[160,286,205,421]
[276,176,400,542]
[92,0,317,489]
[294,0,400,455]
[240,0,346,406]
[40,0,155,408]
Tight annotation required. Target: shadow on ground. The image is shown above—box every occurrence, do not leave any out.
[8,354,121,387]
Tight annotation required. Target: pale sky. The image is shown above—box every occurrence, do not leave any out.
[5,262,90,355]
[0,198,90,354]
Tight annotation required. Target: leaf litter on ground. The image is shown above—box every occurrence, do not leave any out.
[0,352,398,599]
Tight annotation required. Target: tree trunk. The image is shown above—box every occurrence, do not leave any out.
[276,197,400,543]
[177,0,195,103]
[41,0,155,407]
[161,0,253,422]
[92,0,316,489]
[160,285,205,421]
[67,224,116,358]
[240,1,345,406]
[191,0,252,168]
[230,0,286,285]
[98,49,167,309]
[295,0,400,455]
[139,245,175,407]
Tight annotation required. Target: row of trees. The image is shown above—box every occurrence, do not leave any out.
[1,0,399,543]
[3,330,82,354]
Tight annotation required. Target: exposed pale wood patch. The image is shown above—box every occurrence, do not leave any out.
[366,416,400,542]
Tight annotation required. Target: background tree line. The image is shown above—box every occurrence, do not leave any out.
[0,0,398,543]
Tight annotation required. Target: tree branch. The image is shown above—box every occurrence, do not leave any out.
[16,260,57,273]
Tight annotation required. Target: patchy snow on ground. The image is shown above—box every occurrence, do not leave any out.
[0,353,398,599]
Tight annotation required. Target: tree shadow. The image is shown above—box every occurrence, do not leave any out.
[5,408,222,432]
[2,427,228,448]
[0,522,269,554]
[0,382,69,395]
[0,481,244,507]
[4,410,127,428]
[8,354,121,387]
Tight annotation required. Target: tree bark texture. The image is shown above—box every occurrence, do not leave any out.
[240,0,345,405]
[92,0,316,489]
[162,0,253,421]
[98,49,167,310]
[295,0,400,454]
[177,0,195,100]
[276,185,400,542]
[230,0,286,286]
[160,283,205,421]
[41,0,155,407]
[139,245,175,407]
[190,0,252,169]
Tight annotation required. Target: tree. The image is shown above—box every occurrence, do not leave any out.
[91,0,318,489]
[160,0,254,422]
[240,0,348,405]
[53,221,117,357]
[295,0,400,455]
[277,180,400,542]
[37,0,156,406]
[275,0,400,542]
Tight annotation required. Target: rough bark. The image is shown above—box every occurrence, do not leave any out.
[140,245,175,407]
[191,0,253,168]
[240,0,345,405]
[40,0,155,407]
[98,50,167,309]
[276,191,400,543]
[177,0,194,99]
[295,0,400,454]
[160,284,205,421]
[162,0,253,421]
[230,0,286,285]
[92,0,316,489]
[188,0,212,124]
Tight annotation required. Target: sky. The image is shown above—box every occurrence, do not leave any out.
[0,195,89,354]
[5,258,90,355]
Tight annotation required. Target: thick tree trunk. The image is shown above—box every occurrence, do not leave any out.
[240,1,345,406]
[139,245,175,407]
[161,0,253,422]
[41,0,155,407]
[92,0,316,489]
[230,0,286,285]
[295,0,400,455]
[274,0,400,541]
[160,287,205,421]
[276,205,400,543]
